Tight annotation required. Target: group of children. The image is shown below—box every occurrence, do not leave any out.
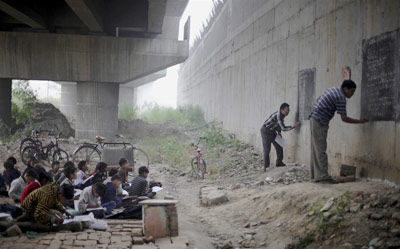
[0,156,157,228]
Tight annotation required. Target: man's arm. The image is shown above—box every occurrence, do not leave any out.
[340,114,369,124]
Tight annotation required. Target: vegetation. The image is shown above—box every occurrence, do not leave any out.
[12,80,37,126]
[118,105,138,120]
[139,104,205,128]
[286,191,352,249]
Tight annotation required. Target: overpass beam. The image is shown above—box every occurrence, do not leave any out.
[76,82,119,139]
[0,1,46,29]
[64,0,103,32]
[0,78,12,126]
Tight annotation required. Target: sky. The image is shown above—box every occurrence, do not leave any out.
[28,0,219,109]
[137,0,220,108]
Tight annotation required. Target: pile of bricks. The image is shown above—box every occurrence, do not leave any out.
[0,219,152,249]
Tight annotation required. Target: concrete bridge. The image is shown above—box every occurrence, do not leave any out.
[0,0,189,138]
[177,0,400,184]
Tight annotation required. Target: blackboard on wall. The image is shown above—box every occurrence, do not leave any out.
[298,68,316,120]
[361,29,400,121]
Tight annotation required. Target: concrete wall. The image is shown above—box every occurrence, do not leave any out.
[177,0,400,183]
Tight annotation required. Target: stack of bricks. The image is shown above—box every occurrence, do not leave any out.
[165,204,179,237]
[0,219,151,249]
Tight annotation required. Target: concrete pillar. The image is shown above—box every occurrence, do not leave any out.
[59,82,77,117]
[0,78,12,125]
[118,85,135,109]
[76,82,119,139]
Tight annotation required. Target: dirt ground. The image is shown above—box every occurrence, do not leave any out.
[1,120,400,249]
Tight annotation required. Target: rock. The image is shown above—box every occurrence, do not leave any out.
[392,212,400,222]
[232,183,241,190]
[265,177,273,182]
[375,240,384,248]
[370,212,384,220]
[202,189,228,206]
[350,203,362,213]
[244,223,250,228]
[6,224,22,237]
[220,241,234,249]
[391,228,400,237]
[387,238,400,249]
[321,197,335,212]
[368,238,380,247]
[255,180,265,186]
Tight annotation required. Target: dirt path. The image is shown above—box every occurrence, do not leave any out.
[149,163,396,249]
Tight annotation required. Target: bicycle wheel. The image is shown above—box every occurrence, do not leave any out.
[73,145,101,170]
[191,157,201,179]
[133,148,150,169]
[53,149,69,165]
[20,138,41,156]
[21,146,40,165]
[199,159,207,179]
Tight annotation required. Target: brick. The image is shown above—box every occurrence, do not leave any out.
[96,245,108,249]
[111,236,122,243]
[40,240,52,245]
[97,232,111,237]
[49,240,63,249]
[112,232,130,235]
[76,234,88,240]
[132,237,144,245]
[65,235,77,240]
[63,239,74,246]
[121,235,132,242]
[88,234,99,240]
[54,233,66,240]
[74,240,97,246]
[131,228,143,236]
[98,238,110,244]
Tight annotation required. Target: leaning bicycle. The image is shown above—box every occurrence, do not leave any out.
[20,128,69,165]
[72,135,149,170]
[191,137,207,179]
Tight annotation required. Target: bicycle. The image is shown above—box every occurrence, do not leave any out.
[72,135,149,170]
[20,128,69,165]
[191,137,207,179]
[19,128,46,156]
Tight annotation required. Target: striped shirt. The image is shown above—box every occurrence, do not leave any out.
[263,111,294,134]
[310,87,347,126]
[21,182,65,225]
[128,175,149,197]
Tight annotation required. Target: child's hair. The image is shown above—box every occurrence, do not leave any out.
[92,183,107,197]
[96,162,107,172]
[3,161,14,170]
[51,161,60,168]
[111,175,122,182]
[119,158,128,167]
[63,166,77,179]
[108,168,118,177]
[78,161,87,170]
[6,157,17,165]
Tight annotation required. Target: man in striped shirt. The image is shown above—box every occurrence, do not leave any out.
[261,103,300,171]
[309,80,368,184]
[20,182,74,225]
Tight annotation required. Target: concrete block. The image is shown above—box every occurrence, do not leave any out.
[201,189,228,206]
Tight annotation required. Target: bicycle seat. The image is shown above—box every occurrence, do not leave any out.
[95,135,106,141]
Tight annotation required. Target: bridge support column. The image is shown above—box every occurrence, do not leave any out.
[0,78,12,126]
[59,82,77,117]
[76,82,119,139]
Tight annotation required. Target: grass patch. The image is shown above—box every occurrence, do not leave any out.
[140,104,205,128]
[119,105,138,120]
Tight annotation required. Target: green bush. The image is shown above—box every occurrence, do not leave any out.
[119,105,138,120]
[139,104,205,128]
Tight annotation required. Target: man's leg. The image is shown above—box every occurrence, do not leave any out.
[272,140,284,166]
[260,126,273,171]
[310,118,329,181]
[101,201,117,215]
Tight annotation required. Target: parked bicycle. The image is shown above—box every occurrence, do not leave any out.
[20,127,69,165]
[19,128,47,156]
[72,135,149,170]
[191,137,207,179]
